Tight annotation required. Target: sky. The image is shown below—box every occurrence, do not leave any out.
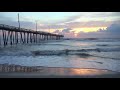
[0,12,120,38]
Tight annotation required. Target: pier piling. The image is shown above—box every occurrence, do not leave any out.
[0,24,64,46]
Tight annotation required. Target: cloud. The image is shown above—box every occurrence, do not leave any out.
[53,28,75,38]
[36,20,120,30]
[39,20,120,29]
[53,28,73,34]
[62,28,72,33]
[86,12,120,18]
[53,30,60,33]
[65,21,114,28]
[0,12,120,35]
[105,23,120,33]
[77,23,120,38]
[52,23,120,38]
[40,12,120,24]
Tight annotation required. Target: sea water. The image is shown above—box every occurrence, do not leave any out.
[0,38,120,72]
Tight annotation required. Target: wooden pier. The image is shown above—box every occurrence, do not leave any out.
[0,24,64,46]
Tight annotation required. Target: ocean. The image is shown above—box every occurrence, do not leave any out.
[0,38,120,72]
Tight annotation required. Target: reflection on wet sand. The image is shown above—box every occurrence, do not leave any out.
[36,67,116,76]
[0,63,118,77]
[67,69,112,76]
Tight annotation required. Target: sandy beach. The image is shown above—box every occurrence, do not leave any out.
[0,66,120,78]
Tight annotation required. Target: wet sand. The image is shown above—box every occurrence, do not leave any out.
[0,67,120,78]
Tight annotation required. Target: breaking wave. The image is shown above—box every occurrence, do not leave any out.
[1,47,120,57]
[72,38,120,42]
[31,49,120,60]
[31,50,92,56]
[31,48,120,55]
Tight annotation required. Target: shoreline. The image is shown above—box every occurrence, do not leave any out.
[0,63,120,78]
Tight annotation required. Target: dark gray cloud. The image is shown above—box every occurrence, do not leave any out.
[62,28,72,33]
[77,23,120,38]
[53,28,74,38]
[52,22,120,38]
[105,23,120,33]
[53,30,60,33]
[53,28,72,34]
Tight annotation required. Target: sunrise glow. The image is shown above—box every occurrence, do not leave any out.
[0,12,120,38]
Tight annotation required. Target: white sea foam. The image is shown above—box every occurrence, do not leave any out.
[0,38,120,72]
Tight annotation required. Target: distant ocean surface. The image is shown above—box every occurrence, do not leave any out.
[0,38,120,72]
